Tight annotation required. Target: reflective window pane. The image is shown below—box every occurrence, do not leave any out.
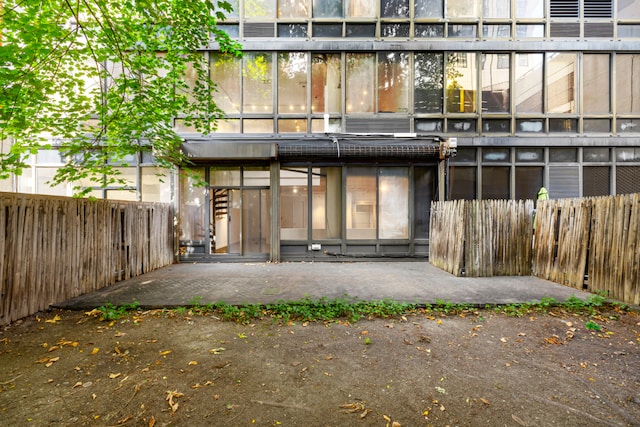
[379,168,409,239]
[381,24,410,37]
[346,24,375,37]
[483,0,510,18]
[346,0,375,17]
[312,167,341,239]
[618,0,640,18]
[414,167,434,238]
[278,119,307,132]
[415,0,443,18]
[179,168,206,241]
[278,0,309,18]
[616,55,640,114]
[447,0,478,18]
[243,53,273,113]
[277,24,308,37]
[313,0,342,17]
[346,167,376,239]
[449,24,477,38]
[415,53,443,113]
[278,52,308,114]
[550,148,577,162]
[243,119,274,133]
[211,54,241,114]
[483,24,511,38]
[482,148,509,162]
[515,53,543,113]
[245,0,276,18]
[516,25,544,38]
[549,118,578,133]
[415,24,444,37]
[313,23,342,37]
[381,0,409,18]
[516,0,544,18]
[481,53,510,113]
[346,53,375,113]
[583,54,610,114]
[448,119,476,132]
[446,53,477,113]
[378,52,410,113]
[546,53,577,114]
[415,119,444,132]
[210,167,241,187]
[312,54,341,114]
[516,119,544,133]
[583,148,610,163]
[280,168,308,240]
[450,166,477,200]
[515,148,543,162]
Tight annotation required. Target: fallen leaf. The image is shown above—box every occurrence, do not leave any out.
[188,361,198,366]
[109,373,122,379]
[209,347,225,354]
[500,337,508,343]
[159,350,172,356]
[73,381,83,388]
[45,315,61,324]
[512,414,526,426]
[149,416,155,427]
[480,398,491,405]
[166,390,184,414]
[436,319,443,325]
[91,348,99,355]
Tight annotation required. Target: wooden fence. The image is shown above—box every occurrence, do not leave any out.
[429,199,534,277]
[533,194,640,305]
[1,193,174,325]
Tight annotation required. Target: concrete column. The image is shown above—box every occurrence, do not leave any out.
[270,161,280,262]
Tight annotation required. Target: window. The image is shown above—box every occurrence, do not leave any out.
[515,53,543,113]
[378,168,409,239]
[280,168,309,240]
[313,0,342,18]
[414,53,443,114]
[546,53,577,114]
[346,0,375,17]
[616,55,640,114]
[618,0,640,18]
[243,53,273,113]
[211,54,241,114]
[516,0,544,18]
[346,167,376,239]
[483,0,510,18]
[278,52,308,114]
[380,0,409,18]
[346,53,375,113]
[245,0,276,18]
[447,0,478,18]
[583,54,610,114]
[481,53,510,113]
[278,0,309,18]
[311,54,341,114]
[378,52,410,113]
[415,0,443,18]
[446,53,477,113]
[312,167,342,239]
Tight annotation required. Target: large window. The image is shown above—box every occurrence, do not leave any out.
[312,167,342,239]
[583,54,610,114]
[245,0,276,18]
[211,54,241,114]
[546,53,577,114]
[378,52,410,113]
[446,53,477,113]
[616,54,640,114]
[447,0,478,18]
[280,168,309,240]
[415,0,443,18]
[481,53,510,113]
[515,53,543,113]
[346,53,375,113]
[278,52,308,114]
[415,53,444,114]
[243,53,273,113]
[311,54,342,113]
[378,168,409,239]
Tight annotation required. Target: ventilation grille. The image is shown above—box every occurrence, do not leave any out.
[550,22,580,37]
[549,166,580,198]
[584,0,612,18]
[616,166,640,195]
[550,0,579,17]
[244,22,274,37]
[583,166,610,197]
[277,139,441,160]
[584,22,613,37]
[345,117,411,133]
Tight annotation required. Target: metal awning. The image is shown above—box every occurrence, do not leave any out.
[182,135,444,161]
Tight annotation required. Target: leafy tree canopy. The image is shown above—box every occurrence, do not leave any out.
[0,0,242,194]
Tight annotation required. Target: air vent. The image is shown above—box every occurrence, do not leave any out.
[345,117,411,133]
[584,0,612,18]
[584,22,613,37]
[244,22,275,37]
[550,0,579,18]
[550,22,580,37]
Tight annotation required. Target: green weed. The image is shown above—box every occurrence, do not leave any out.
[96,301,140,321]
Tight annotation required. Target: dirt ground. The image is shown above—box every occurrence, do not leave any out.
[1,306,639,427]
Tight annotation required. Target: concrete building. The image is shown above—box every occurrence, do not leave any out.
[3,0,640,262]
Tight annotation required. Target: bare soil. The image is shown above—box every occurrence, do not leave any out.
[1,307,639,427]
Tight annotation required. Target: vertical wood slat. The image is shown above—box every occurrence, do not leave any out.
[0,192,174,326]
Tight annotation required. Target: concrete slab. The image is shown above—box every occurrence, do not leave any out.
[55,262,595,310]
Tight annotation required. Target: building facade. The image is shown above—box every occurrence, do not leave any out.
[3,0,640,262]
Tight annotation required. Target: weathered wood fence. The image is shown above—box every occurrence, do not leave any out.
[1,193,174,325]
[430,195,640,305]
[533,194,640,305]
[429,199,534,277]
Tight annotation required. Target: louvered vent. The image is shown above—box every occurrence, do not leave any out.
[584,22,613,37]
[244,22,275,37]
[616,166,640,195]
[550,22,580,37]
[584,0,612,18]
[549,166,580,198]
[550,0,579,17]
[345,117,411,133]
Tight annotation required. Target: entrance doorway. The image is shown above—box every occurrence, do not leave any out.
[210,188,270,255]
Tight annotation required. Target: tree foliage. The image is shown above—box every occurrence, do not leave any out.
[0,0,242,194]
